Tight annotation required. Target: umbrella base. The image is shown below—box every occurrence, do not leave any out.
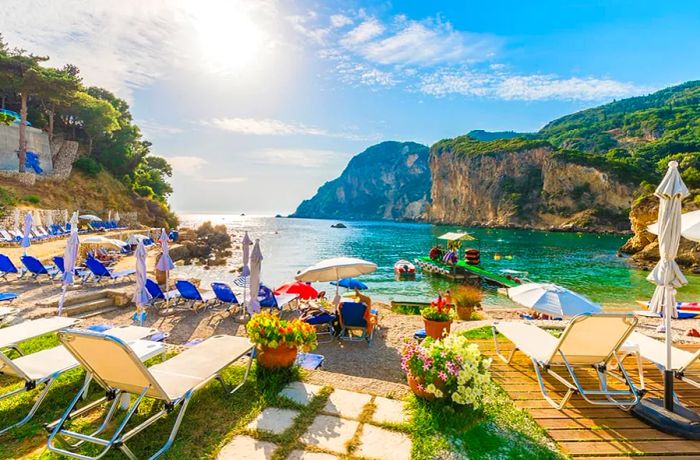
[631,397,700,439]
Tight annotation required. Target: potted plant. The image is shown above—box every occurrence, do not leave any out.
[421,297,454,339]
[401,335,493,407]
[452,285,482,321]
[246,312,317,368]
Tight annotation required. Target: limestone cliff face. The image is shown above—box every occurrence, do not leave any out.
[291,141,431,221]
[621,193,700,270]
[428,146,636,232]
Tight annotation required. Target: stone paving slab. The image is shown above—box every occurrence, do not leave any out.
[323,388,372,419]
[217,435,276,459]
[299,414,360,454]
[356,424,412,460]
[280,381,323,406]
[372,397,409,425]
[247,407,299,435]
[287,450,339,459]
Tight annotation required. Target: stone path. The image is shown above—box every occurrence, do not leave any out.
[218,382,412,459]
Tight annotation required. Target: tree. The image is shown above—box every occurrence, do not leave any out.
[71,91,119,154]
[0,46,48,172]
[35,65,81,146]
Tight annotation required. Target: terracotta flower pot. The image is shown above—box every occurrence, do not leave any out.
[256,345,298,369]
[407,373,435,400]
[423,318,452,339]
[456,305,475,321]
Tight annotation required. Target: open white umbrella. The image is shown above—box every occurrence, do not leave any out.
[21,212,32,253]
[296,257,377,306]
[126,234,149,245]
[58,212,80,316]
[133,240,150,326]
[507,282,601,317]
[82,235,126,248]
[79,214,102,221]
[247,239,263,315]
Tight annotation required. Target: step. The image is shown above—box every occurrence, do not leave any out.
[39,290,111,309]
[62,298,114,316]
[72,306,119,319]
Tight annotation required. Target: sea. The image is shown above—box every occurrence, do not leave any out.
[174,215,700,311]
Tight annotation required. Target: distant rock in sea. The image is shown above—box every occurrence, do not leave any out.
[291,141,431,221]
[331,222,347,228]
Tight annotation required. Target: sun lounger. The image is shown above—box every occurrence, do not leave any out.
[53,256,91,283]
[211,282,240,312]
[175,280,215,310]
[338,301,378,344]
[493,314,640,409]
[20,255,59,281]
[0,306,18,326]
[258,285,298,311]
[85,257,135,283]
[624,331,700,390]
[0,254,21,280]
[0,293,17,302]
[0,322,159,435]
[47,332,253,459]
[146,279,180,307]
[0,230,15,243]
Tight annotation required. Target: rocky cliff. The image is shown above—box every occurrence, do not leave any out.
[428,139,636,232]
[291,141,431,221]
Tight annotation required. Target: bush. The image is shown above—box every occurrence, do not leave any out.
[22,194,41,204]
[73,157,103,177]
[133,184,154,198]
[246,312,317,351]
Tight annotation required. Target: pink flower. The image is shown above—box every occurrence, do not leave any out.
[446,361,460,376]
[438,371,448,381]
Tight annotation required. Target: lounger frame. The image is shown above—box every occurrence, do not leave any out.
[47,331,253,460]
[493,314,641,410]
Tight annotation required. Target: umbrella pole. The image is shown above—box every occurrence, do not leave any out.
[58,284,67,316]
[665,299,675,411]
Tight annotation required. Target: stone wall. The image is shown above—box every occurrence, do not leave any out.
[0,125,53,173]
[119,211,139,227]
[0,207,67,230]
[49,138,80,179]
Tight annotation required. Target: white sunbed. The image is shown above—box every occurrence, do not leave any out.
[625,331,700,390]
[493,314,641,409]
[0,324,160,436]
[48,332,253,460]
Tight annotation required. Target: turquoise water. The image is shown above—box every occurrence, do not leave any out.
[177,215,700,311]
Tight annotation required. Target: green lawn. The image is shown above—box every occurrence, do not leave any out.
[0,331,563,459]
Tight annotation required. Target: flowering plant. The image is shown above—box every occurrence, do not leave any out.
[246,312,317,351]
[401,335,493,408]
[421,296,453,322]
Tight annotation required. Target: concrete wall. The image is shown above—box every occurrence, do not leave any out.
[0,125,53,173]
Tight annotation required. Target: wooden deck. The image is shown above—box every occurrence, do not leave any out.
[475,339,700,458]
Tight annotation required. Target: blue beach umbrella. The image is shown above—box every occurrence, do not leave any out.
[331,278,368,290]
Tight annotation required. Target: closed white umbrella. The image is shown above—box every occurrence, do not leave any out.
[13,208,20,229]
[133,240,150,326]
[45,211,53,229]
[62,209,69,226]
[156,229,174,308]
[33,210,42,228]
[247,239,263,315]
[239,231,252,312]
[108,210,112,222]
[296,257,377,306]
[58,212,80,316]
[507,282,601,317]
[114,211,120,223]
[21,212,32,253]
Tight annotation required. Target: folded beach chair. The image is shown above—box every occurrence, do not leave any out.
[175,280,215,310]
[53,256,91,283]
[492,314,640,409]
[85,257,135,283]
[20,255,59,281]
[47,332,253,460]
[0,254,21,280]
[211,282,240,312]
[0,230,15,243]
[338,301,378,344]
[146,279,181,307]
[0,324,159,436]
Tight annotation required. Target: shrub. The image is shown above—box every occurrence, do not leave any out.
[133,184,154,198]
[73,156,102,177]
[22,194,41,204]
[246,312,317,351]
[451,285,482,308]
[401,335,494,407]
[421,297,454,322]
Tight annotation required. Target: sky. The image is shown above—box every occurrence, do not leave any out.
[1,0,699,215]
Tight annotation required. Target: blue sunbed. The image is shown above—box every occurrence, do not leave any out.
[20,255,59,281]
[0,255,21,280]
[0,293,17,302]
[53,256,91,282]
[211,282,240,312]
[175,280,215,309]
[85,257,135,282]
[146,279,180,306]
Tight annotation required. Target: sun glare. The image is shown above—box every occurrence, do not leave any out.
[189,2,266,75]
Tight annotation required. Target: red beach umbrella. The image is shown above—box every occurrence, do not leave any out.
[274,281,318,300]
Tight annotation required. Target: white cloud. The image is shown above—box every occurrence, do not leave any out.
[136,119,183,139]
[204,117,328,136]
[340,18,385,46]
[330,14,353,28]
[167,155,247,183]
[254,148,351,168]
[419,71,649,101]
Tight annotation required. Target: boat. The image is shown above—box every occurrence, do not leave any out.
[394,260,416,278]
[635,300,700,319]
